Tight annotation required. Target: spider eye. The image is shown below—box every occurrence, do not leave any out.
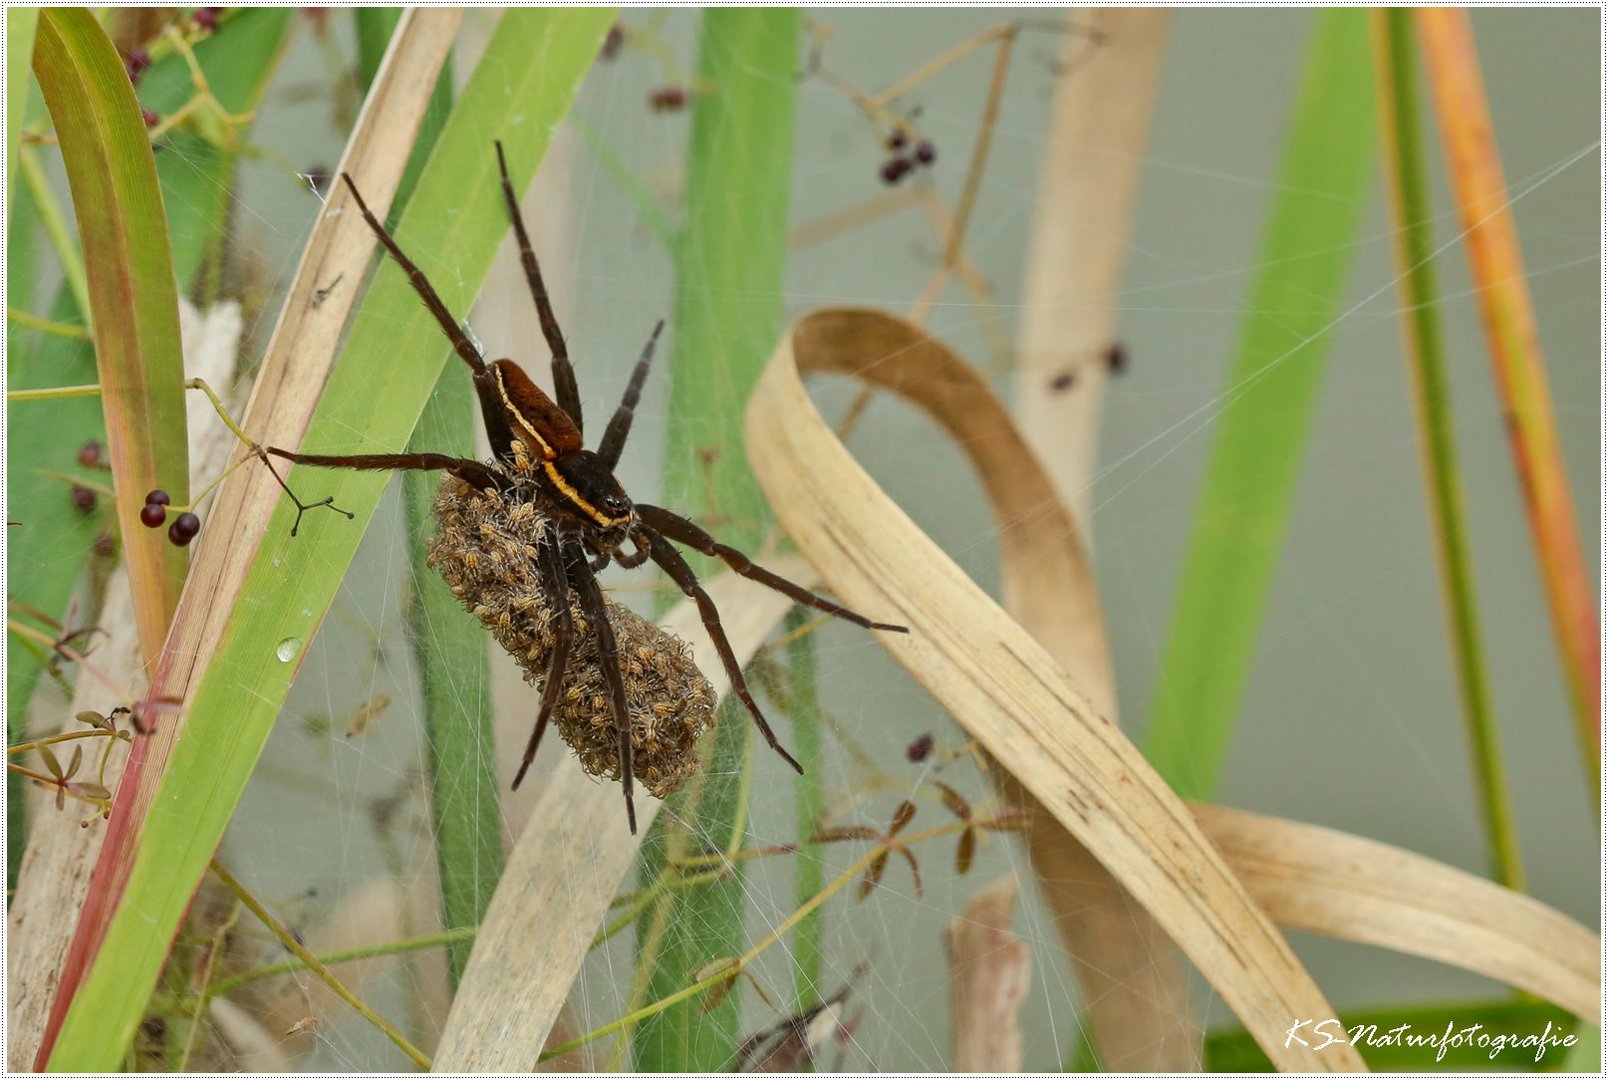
[602,494,631,517]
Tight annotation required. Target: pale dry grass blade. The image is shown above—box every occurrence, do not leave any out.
[746,307,1363,1070]
[1195,804,1600,1019]
[8,570,143,1069]
[6,298,242,1068]
[38,11,464,1064]
[1004,10,1199,1072]
[946,875,1031,1071]
[434,561,812,1071]
[1014,7,1165,521]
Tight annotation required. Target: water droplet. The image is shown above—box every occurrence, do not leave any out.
[275,637,303,663]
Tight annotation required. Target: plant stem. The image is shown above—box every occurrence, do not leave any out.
[208,860,430,1070]
[1371,9,1524,891]
[16,145,89,322]
[633,10,801,1072]
[203,926,479,1001]
[554,819,972,1061]
[1415,8,1600,799]
[782,610,825,1011]
[6,307,88,339]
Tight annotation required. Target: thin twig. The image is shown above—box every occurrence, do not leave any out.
[203,927,479,1001]
[7,307,90,339]
[545,819,977,1061]
[208,859,430,1070]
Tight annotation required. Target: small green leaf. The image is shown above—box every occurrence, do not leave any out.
[36,743,63,781]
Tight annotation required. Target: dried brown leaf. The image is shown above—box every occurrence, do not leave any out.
[888,799,917,836]
[897,847,923,898]
[934,780,971,822]
[955,827,977,877]
[857,851,890,900]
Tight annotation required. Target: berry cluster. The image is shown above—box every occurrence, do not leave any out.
[879,129,936,185]
[123,9,224,130]
[69,440,109,515]
[124,46,152,86]
[139,490,201,547]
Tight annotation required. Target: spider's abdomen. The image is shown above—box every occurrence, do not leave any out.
[426,468,715,798]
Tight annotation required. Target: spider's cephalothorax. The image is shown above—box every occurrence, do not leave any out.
[266,142,907,834]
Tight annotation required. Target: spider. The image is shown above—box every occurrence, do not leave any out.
[261,142,907,833]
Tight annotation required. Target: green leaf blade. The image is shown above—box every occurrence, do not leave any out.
[1143,9,1377,800]
[634,9,801,1072]
[43,11,613,1069]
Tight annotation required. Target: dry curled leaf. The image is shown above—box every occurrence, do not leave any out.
[745,307,1360,1069]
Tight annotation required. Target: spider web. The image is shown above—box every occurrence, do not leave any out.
[86,7,1602,1071]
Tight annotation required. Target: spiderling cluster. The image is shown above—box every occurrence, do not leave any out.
[427,447,714,798]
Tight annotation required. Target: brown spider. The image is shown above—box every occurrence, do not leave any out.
[263,141,907,833]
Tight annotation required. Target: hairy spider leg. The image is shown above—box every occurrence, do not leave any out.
[642,529,805,775]
[566,535,639,833]
[636,504,909,633]
[265,449,499,491]
[495,139,582,433]
[597,320,665,469]
[337,172,519,460]
[513,531,575,791]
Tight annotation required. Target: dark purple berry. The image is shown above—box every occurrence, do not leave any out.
[1104,341,1127,375]
[141,108,160,128]
[168,512,201,546]
[93,534,116,558]
[649,86,687,112]
[140,502,167,528]
[906,733,934,763]
[913,140,936,166]
[194,7,222,32]
[145,489,171,506]
[77,440,103,468]
[71,486,97,513]
[600,23,624,60]
[886,128,908,151]
[125,47,152,84]
[880,157,913,185]
[1049,370,1077,393]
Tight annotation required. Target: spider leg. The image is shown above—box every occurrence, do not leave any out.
[513,531,574,790]
[338,173,517,458]
[636,504,908,633]
[494,140,583,433]
[596,320,664,469]
[565,538,638,833]
[642,526,805,775]
[263,449,500,536]
[266,449,500,490]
